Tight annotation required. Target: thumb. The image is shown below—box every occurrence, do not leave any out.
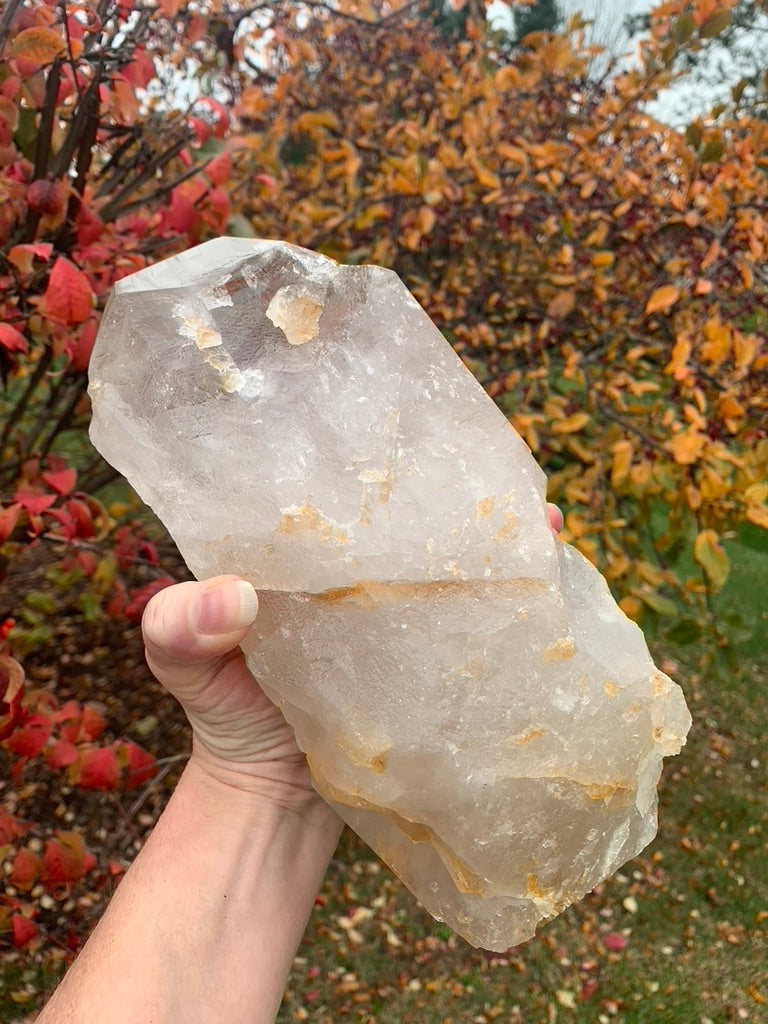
[142,576,258,694]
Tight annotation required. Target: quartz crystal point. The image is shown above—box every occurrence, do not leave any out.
[89,238,691,951]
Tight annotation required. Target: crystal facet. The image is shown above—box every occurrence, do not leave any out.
[89,238,691,950]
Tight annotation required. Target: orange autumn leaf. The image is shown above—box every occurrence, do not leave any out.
[666,428,707,465]
[552,411,590,434]
[611,440,633,487]
[665,334,691,379]
[645,284,680,314]
[9,26,65,65]
[701,316,731,366]
[547,290,575,319]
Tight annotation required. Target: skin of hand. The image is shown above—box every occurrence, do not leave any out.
[142,574,324,811]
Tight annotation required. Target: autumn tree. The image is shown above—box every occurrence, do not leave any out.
[225,0,767,634]
[0,0,232,953]
[626,0,768,120]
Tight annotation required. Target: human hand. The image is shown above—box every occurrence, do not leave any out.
[142,576,322,812]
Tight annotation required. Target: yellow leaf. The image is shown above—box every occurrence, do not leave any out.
[566,437,596,463]
[552,411,590,435]
[693,529,729,591]
[744,483,768,505]
[746,505,768,529]
[592,251,614,268]
[354,203,390,230]
[294,110,340,133]
[645,284,680,314]
[619,595,642,621]
[468,154,500,190]
[497,143,528,166]
[641,590,678,616]
[9,26,65,64]
[611,440,633,486]
[665,334,691,379]
[701,317,730,367]
[416,206,436,234]
[732,332,758,370]
[716,393,745,433]
[666,428,706,465]
[686,484,702,510]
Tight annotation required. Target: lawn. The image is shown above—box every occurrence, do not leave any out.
[1,529,766,1023]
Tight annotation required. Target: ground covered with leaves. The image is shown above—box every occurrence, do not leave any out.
[1,531,766,1024]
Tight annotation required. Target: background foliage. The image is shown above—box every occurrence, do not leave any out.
[0,0,766,1016]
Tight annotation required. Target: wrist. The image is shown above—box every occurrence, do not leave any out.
[183,742,341,825]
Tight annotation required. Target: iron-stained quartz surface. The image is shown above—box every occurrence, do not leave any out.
[89,239,691,950]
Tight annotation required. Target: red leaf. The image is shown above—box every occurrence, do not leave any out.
[117,740,157,790]
[46,497,98,540]
[40,831,90,886]
[13,489,56,515]
[5,720,52,757]
[157,0,182,16]
[193,97,229,138]
[122,48,156,90]
[41,467,76,495]
[205,151,231,186]
[1,75,21,100]
[73,746,120,790]
[74,203,104,247]
[54,699,82,721]
[69,318,97,371]
[10,848,41,890]
[40,257,94,325]
[0,653,25,740]
[160,188,197,234]
[0,807,30,844]
[54,699,82,742]
[27,179,65,216]
[602,932,627,952]
[7,242,53,274]
[187,116,210,145]
[0,324,27,354]
[79,704,106,741]
[46,739,79,769]
[0,503,20,543]
[124,576,175,624]
[10,914,38,948]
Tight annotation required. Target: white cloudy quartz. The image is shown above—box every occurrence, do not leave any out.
[89,238,691,951]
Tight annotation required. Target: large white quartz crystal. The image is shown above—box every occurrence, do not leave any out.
[89,238,691,951]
